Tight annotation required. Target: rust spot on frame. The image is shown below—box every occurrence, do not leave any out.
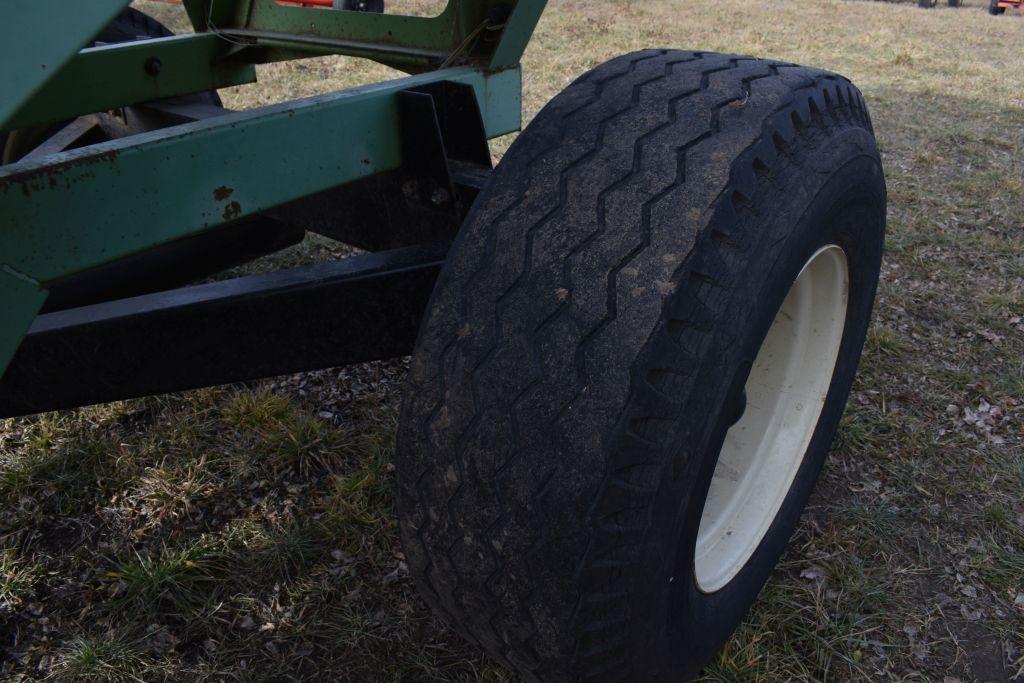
[0,148,120,199]
[222,201,242,220]
[213,186,234,201]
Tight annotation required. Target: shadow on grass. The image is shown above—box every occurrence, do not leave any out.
[0,380,503,681]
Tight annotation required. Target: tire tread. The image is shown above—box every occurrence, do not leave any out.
[396,49,875,680]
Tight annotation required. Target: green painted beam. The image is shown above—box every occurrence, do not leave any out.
[206,0,547,72]
[476,67,521,140]
[0,66,520,285]
[0,269,46,378]
[488,0,548,71]
[239,0,480,53]
[1,0,544,131]
[4,34,258,133]
[225,30,447,71]
[0,0,130,129]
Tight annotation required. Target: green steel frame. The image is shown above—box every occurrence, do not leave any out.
[0,0,547,380]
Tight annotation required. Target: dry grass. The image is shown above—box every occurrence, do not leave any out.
[2,0,1022,680]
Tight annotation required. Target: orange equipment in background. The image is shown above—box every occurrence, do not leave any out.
[990,0,1022,13]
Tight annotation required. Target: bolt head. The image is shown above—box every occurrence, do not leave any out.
[430,187,451,205]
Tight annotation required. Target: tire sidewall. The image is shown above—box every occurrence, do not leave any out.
[641,148,885,678]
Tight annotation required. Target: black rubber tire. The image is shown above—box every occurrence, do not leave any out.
[989,0,1005,13]
[918,0,938,8]
[94,6,174,43]
[396,50,886,681]
[947,0,962,7]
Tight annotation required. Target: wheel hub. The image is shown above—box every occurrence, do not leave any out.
[694,245,849,593]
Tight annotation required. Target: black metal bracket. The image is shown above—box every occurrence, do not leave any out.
[266,80,492,252]
[396,80,493,215]
[396,89,461,215]
[42,217,304,313]
[0,243,448,417]
[408,80,493,169]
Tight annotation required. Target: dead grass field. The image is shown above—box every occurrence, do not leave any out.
[1,0,1022,680]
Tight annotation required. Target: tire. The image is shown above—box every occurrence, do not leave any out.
[396,49,886,681]
[947,0,962,6]
[989,0,1005,13]
[94,7,174,43]
[918,0,937,8]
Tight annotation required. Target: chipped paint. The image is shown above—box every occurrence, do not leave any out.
[0,148,119,199]
[222,201,242,220]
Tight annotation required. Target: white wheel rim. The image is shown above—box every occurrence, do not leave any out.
[694,245,849,593]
